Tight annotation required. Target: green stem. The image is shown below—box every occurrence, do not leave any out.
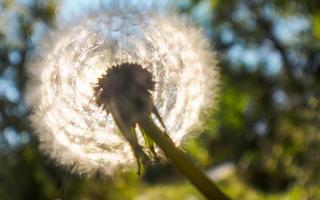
[139,116,231,200]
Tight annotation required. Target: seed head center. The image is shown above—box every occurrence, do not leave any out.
[94,63,155,125]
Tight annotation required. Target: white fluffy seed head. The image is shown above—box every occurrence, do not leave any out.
[26,2,219,176]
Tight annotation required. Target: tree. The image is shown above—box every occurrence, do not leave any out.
[0,0,319,199]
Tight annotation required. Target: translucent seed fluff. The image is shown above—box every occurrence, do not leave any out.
[26,4,219,175]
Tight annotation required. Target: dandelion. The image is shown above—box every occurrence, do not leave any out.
[26,1,228,199]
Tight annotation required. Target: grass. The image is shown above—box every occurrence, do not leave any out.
[132,174,315,200]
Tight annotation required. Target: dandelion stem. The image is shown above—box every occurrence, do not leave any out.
[139,116,231,200]
[94,63,228,198]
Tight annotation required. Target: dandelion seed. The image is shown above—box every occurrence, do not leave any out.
[26,2,219,176]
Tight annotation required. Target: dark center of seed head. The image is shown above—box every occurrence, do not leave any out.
[94,63,155,125]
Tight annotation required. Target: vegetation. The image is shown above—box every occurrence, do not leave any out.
[0,0,319,199]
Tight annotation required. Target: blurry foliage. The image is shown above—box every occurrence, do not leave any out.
[0,0,320,199]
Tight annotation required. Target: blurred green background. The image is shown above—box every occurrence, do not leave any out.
[0,0,319,199]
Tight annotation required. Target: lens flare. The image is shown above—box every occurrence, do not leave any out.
[26,4,219,175]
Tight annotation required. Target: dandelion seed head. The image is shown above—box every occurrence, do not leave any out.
[26,3,219,175]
